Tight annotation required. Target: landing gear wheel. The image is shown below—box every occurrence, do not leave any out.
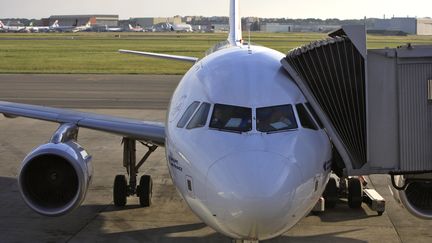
[323,177,338,208]
[113,175,128,207]
[348,177,363,209]
[138,175,153,207]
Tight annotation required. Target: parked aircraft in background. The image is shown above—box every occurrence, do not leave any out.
[105,25,123,32]
[0,21,26,32]
[26,21,59,33]
[50,20,76,32]
[128,24,144,32]
[169,23,193,32]
[72,21,92,32]
[49,20,92,33]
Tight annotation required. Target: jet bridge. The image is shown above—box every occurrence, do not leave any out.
[281,26,432,176]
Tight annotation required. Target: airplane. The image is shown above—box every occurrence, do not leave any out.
[105,25,123,32]
[50,20,77,32]
[169,23,193,32]
[128,24,144,32]
[0,20,26,32]
[50,20,91,32]
[0,0,430,242]
[26,21,59,33]
[72,20,92,32]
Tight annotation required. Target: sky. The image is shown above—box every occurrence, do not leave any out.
[0,0,431,20]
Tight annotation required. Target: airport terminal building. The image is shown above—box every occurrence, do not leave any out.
[49,15,119,27]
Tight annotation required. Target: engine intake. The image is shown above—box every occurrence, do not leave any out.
[18,141,92,216]
[390,175,432,219]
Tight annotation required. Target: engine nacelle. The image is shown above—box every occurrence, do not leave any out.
[390,175,432,219]
[18,141,92,216]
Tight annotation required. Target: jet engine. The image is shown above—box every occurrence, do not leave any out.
[390,174,432,219]
[17,124,93,216]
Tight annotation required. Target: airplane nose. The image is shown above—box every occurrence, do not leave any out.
[206,151,303,240]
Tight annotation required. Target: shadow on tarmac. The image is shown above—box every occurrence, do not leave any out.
[103,222,367,243]
[0,176,368,242]
[312,200,377,223]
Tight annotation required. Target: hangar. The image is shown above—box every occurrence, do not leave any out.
[130,16,182,28]
[49,15,119,27]
[374,17,432,35]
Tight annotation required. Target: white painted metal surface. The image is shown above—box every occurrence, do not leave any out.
[165,43,332,240]
[228,0,243,46]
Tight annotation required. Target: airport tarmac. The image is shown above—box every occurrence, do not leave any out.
[0,74,432,243]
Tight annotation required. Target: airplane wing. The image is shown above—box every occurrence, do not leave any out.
[119,49,199,63]
[0,101,165,146]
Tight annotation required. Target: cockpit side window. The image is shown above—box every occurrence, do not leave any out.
[305,102,324,129]
[257,105,298,133]
[177,101,200,128]
[209,104,252,133]
[187,102,211,129]
[296,103,318,130]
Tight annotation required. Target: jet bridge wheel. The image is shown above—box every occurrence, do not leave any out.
[348,177,363,209]
[137,175,153,207]
[323,177,338,208]
[113,175,128,207]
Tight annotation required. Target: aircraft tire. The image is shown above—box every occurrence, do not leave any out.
[113,175,128,207]
[323,177,338,208]
[138,175,152,207]
[348,177,363,209]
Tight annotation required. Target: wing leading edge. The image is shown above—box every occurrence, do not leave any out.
[119,49,198,63]
[0,101,165,146]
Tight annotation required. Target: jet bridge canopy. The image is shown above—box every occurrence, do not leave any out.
[281,26,432,176]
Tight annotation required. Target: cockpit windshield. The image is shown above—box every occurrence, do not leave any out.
[257,105,298,133]
[210,104,252,133]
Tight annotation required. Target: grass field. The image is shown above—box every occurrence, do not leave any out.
[0,32,432,74]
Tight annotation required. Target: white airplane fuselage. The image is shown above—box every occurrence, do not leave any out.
[0,24,25,32]
[171,24,193,32]
[165,44,332,240]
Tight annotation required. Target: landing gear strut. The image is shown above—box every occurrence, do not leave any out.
[113,138,157,207]
[314,175,385,216]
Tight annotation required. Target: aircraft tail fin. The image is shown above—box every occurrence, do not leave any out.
[228,0,242,46]
[0,21,4,28]
[129,24,133,30]
[52,20,59,27]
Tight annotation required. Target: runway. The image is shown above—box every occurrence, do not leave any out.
[0,74,181,109]
[0,74,431,242]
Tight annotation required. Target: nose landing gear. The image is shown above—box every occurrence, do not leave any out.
[315,175,385,215]
[232,240,259,243]
[113,138,157,207]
